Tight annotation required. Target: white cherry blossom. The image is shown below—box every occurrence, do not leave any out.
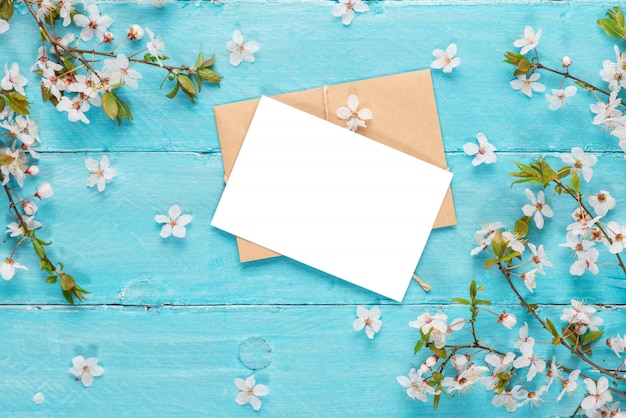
[497,311,517,329]
[235,375,269,411]
[68,356,104,387]
[492,385,527,412]
[103,54,142,89]
[560,299,603,335]
[73,5,113,42]
[560,147,597,183]
[409,310,448,334]
[522,188,553,229]
[56,96,91,124]
[463,132,496,166]
[155,204,192,238]
[431,43,461,73]
[226,30,260,67]
[514,322,535,353]
[590,90,622,129]
[6,216,42,238]
[336,94,372,132]
[510,73,545,97]
[527,243,552,275]
[589,190,616,217]
[85,155,117,192]
[557,369,580,401]
[443,364,488,394]
[0,258,28,280]
[0,19,9,34]
[569,248,599,276]
[146,28,166,66]
[332,0,369,25]
[606,221,626,254]
[581,377,613,411]
[353,305,382,339]
[513,25,542,55]
[1,63,28,95]
[397,368,438,402]
[513,343,546,382]
[545,85,577,110]
[608,335,626,357]
[520,269,537,292]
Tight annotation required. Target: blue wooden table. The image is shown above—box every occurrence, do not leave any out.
[1,0,625,416]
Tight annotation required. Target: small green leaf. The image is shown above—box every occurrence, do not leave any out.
[475,299,491,306]
[430,345,446,359]
[514,218,529,239]
[32,238,46,259]
[469,280,477,301]
[414,339,424,354]
[195,52,204,68]
[431,372,444,383]
[193,73,203,93]
[45,275,58,284]
[198,67,222,85]
[177,74,196,96]
[557,166,571,179]
[4,92,30,115]
[165,81,180,99]
[598,18,624,39]
[571,170,580,193]
[451,297,470,305]
[0,0,14,21]
[433,393,440,410]
[485,258,498,270]
[514,58,532,76]
[0,153,15,166]
[115,95,133,124]
[102,91,119,120]
[60,273,75,292]
[582,330,604,347]
[201,54,216,68]
[501,251,521,263]
[503,51,525,65]
[0,96,4,113]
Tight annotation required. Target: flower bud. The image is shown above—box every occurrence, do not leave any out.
[25,165,39,176]
[418,355,439,374]
[561,56,572,68]
[35,182,53,199]
[103,32,114,43]
[128,24,144,41]
[22,201,38,215]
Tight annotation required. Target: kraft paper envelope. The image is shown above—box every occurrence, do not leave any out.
[213,69,456,263]
[211,96,453,302]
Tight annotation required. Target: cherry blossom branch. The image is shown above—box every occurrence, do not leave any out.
[497,262,626,385]
[552,178,626,275]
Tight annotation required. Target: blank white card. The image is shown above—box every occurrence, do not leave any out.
[211,96,453,301]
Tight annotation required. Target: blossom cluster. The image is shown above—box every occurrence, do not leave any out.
[506,18,626,158]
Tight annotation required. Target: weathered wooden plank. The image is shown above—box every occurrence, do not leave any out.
[0,303,622,416]
[1,151,623,306]
[1,2,622,153]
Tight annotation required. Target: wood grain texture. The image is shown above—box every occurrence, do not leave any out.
[0,0,625,416]
[2,304,624,417]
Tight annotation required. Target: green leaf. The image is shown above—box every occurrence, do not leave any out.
[0,153,15,166]
[469,280,477,301]
[431,372,444,383]
[32,239,46,259]
[60,273,75,292]
[598,18,624,39]
[165,81,180,99]
[115,95,133,124]
[195,52,204,68]
[451,297,470,305]
[430,345,446,358]
[433,393,440,410]
[0,96,4,113]
[198,68,222,85]
[177,74,196,96]
[514,58,532,76]
[102,91,119,120]
[491,230,507,258]
[485,258,498,270]
[514,218,530,238]
[546,318,559,337]
[571,170,580,193]
[503,51,525,65]
[582,330,604,346]
[0,0,14,21]
[501,251,521,263]
[201,54,216,68]
[193,73,203,93]
[475,299,491,306]
[4,91,30,115]
[608,6,625,27]
[414,339,424,354]
[557,166,571,179]
[45,275,57,284]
